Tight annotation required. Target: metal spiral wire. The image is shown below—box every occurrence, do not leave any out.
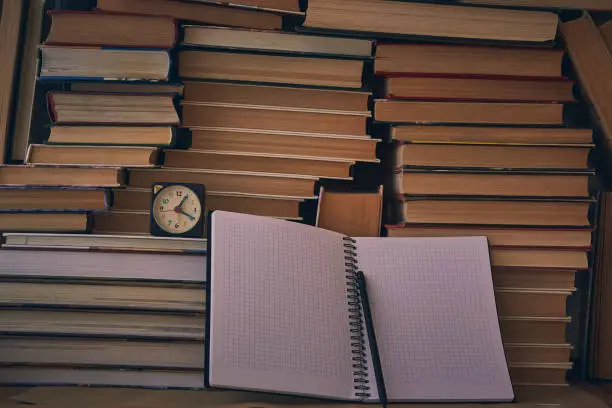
[343,236,370,399]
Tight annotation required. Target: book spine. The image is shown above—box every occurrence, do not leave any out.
[343,236,370,400]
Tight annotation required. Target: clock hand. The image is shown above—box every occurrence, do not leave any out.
[178,195,189,208]
[173,196,189,214]
[179,209,196,221]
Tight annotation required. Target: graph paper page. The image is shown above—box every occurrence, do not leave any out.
[208,211,356,400]
[355,236,514,402]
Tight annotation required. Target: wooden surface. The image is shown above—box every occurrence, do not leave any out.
[0,385,609,408]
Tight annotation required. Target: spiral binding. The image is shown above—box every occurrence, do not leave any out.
[343,236,370,399]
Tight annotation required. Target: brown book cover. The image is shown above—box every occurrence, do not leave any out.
[0,308,204,340]
[0,248,206,281]
[26,145,160,168]
[0,0,23,163]
[181,103,367,136]
[0,213,89,233]
[96,0,283,30]
[48,126,175,146]
[383,76,575,103]
[302,0,557,43]
[316,186,383,237]
[391,126,593,145]
[0,281,205,313]
[183,0,301,14]
[0,366,204,388]
[387,225,593,249]
[508,364,570,386]
[163,150,354,179]
[92,210,150,236]
[375,99,567,125]
[590,192,612,379]
[397,197,593,227]
[45,11,177,49]
[375,43,565,79]
[495,289,573,318]
[0,165,125,187]
[461,0,612,11]
[0,187,108,211]
[395,142,592,171]
[48,92,178,125]
[0,336,205,370]
[492,268,577,291]
[179,50,364,89]
[491,247,589,270]
[182,26,372,57]
[69,82,183,95]
[9,0,43,162]
[504,344,572,365]
[500,316,570,344]
[189,128,378,162]
[128,168,318,198]
[183,81,370,113]
[397,170,592,198]
[561,15,612,162]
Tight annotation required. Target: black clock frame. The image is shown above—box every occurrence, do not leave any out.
[149,182,206,238]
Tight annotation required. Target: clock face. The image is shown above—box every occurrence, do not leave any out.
[152,185,202,234]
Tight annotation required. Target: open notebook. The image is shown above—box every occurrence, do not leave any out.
[206,211,513,403]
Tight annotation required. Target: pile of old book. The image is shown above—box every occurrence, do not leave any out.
[120,25,377,225]
[1,0,610,390]
[380,42,593,386]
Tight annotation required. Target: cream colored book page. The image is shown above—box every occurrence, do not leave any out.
[354,236,513,402]
[209,211,355,400]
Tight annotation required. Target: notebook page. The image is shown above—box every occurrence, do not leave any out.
[208,211,356,400]
[355,236,514,402]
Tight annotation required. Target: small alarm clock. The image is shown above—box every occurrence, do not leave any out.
[150,183,205,238]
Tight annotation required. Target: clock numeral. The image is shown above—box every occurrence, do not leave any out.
[175,223,180,229]
[159,206,164,211]
[177,191,183,197]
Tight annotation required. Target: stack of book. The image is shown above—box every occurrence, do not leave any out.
[0,241,208,388]
[378,43,594,386]
[560,14,612,382]
[0,2,119,233]
[7,0,313,236]
[0,0,605,392]
[29,11,181,236]
[9,0,304,162]
[1,11,181,234]
[113,25,378,225]
[1,3,213,387]
[0,0,375,388]
[88,0,328,232]
[0,165,123,232]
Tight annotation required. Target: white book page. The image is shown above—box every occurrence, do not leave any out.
[208,211,356,400]
[355,236,514,402]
